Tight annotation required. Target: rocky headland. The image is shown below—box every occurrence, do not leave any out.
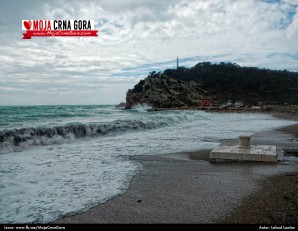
[125,74,207,109]
[124,62,298,110]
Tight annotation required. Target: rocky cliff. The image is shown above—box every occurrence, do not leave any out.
[125,74,208,109]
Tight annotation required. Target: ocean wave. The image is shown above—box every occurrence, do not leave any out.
[0,112,197,153]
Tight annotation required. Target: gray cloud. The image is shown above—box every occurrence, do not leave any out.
[0,0,297,105]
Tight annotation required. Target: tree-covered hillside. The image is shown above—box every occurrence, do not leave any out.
[157,62,298,105]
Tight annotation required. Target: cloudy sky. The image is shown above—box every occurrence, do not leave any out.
[0,0,297,105]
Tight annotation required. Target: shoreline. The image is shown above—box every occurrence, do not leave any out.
[220,115,298,224]
[53,113,298,224]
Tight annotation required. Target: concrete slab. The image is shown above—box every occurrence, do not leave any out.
[209,145,277,163]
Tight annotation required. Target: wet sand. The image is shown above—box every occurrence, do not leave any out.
[221,172,298,224]
[54,121,298,224]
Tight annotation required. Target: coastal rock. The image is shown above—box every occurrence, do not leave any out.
[116,102,126,109]
[125,74,207,109]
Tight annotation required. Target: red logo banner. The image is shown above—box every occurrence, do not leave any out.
[22,30,98,39]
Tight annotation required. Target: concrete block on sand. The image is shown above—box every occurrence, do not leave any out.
[210,145,277,163]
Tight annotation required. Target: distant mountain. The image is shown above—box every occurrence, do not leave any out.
[125,62,298,109]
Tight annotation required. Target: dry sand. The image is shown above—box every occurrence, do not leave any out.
[54,119,298,224]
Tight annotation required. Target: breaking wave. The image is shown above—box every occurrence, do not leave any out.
[0,112,197,153]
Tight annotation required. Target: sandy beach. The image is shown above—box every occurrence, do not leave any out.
[53,113,298,224]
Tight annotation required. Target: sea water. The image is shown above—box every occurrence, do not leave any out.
[0,105,296,223]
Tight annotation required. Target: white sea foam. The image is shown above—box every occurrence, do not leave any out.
[0,109,296,223]
[132,104,152,112]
